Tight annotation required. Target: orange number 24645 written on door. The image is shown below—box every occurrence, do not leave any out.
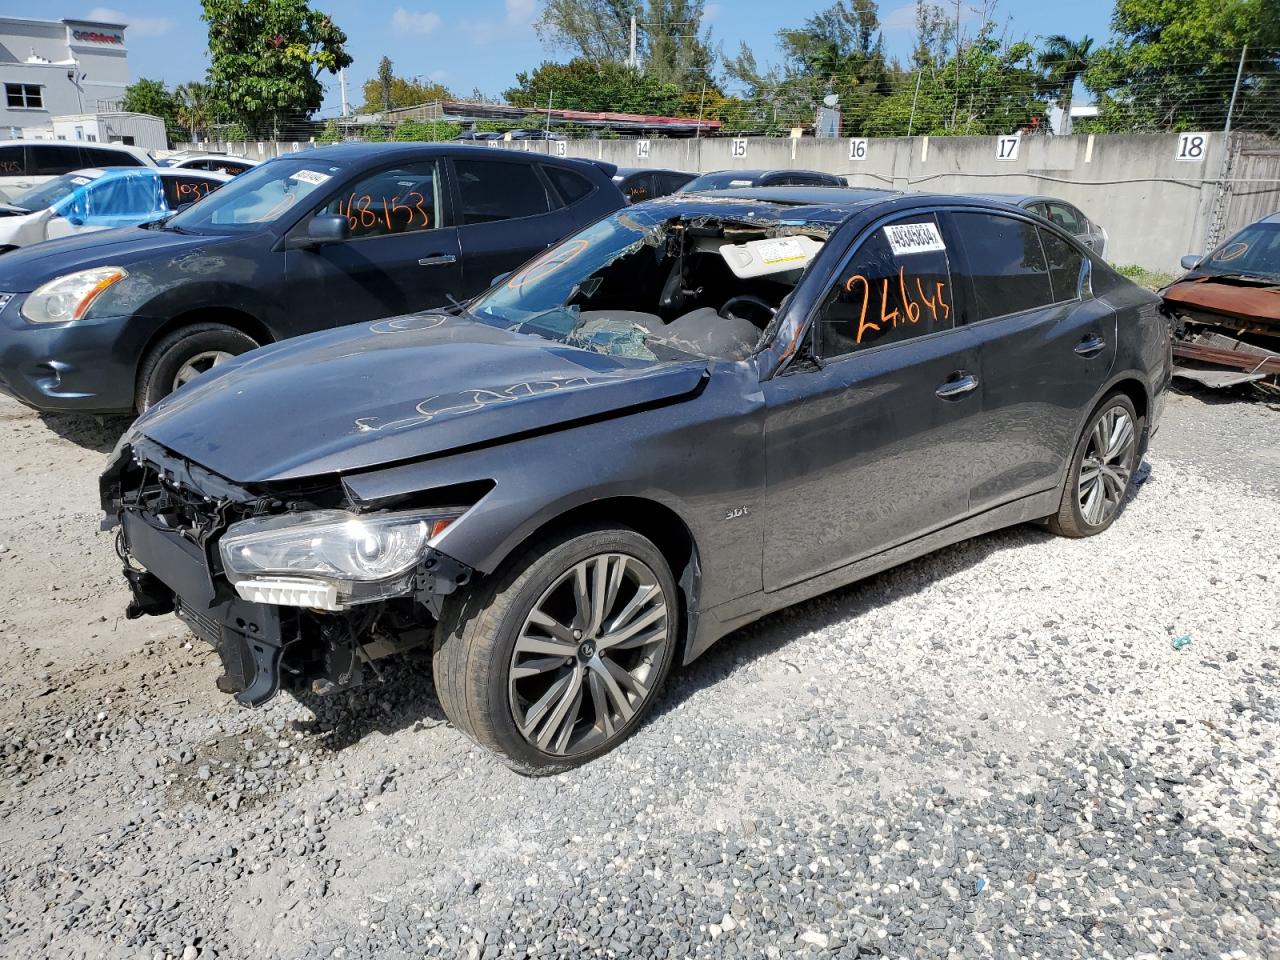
[843,266,950,345]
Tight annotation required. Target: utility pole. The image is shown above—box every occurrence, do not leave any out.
[339,67,349,118]
[543,90,553,153]
[1205,43,1249,252]
[629,16,637,69]
[695,80,707,138]
[907,71,922,138]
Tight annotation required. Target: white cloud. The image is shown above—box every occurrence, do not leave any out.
[505,0,536,27]
[391,8,443,34]
[880,4,917,31]
[704,2,722,20]
[86,7,173,37]
[463,0,535,45]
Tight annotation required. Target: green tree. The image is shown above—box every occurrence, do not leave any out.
[535,0,635,62]
[392,119,461,141]
[504,58,686,115]
[359,57,453,111]
[122,78,183,143]
[201,0,352,137]
[174,81,212,141]
[1083,0,1280,132]
[1038,35,1094,125]
[316,118,341,142]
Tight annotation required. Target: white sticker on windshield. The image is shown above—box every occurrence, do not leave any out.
[756,237,809,265]
[289,169,331,186]
[729,179,754,187]
[884,221,946,256]
[70,176,91,185]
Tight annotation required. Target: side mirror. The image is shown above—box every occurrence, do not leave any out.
[1179,254,1200,270]
[490,271,511,287]
[300,213,350,248]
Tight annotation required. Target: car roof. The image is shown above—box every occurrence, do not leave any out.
[706,186,896,208]
[964,192,1067,207]
[172,154,258,164]
[614,167,690,178]
[300,142,601,170]
[639,187,900,225]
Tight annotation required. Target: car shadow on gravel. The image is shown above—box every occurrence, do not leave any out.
[38,411,133,453]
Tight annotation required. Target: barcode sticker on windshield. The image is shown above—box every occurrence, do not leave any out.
[289,169,331,185]
[70,176,92,185]
[757,238,808,265]
[884,221,946,256]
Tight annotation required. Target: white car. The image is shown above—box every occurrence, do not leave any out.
[0,166,231,252]
[0,141,156,201]
[158,153,259,176]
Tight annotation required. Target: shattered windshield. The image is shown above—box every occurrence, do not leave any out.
[1200,222,1280,281]
[468,203,831,362]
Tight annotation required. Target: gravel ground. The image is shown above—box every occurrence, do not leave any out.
[1,388,1278,960]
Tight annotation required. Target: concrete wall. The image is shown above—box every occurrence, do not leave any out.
[182,132,1280,274]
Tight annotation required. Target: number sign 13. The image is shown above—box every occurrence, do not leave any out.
[995,135,1020,161]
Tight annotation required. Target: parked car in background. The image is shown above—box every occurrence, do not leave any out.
[101,188,1169,773]
[0,142,626,414]
[0,141,155,201]
[680,169,848,192]
[969,193,1108,257]
[613,167,696,204]
[453,131,503,142]
[0,167,231,253]
[159,153,259,176]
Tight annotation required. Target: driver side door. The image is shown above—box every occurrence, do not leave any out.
[283,160,464,335]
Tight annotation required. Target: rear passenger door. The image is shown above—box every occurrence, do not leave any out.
[941,211,1116,510]
[448,157,569,292]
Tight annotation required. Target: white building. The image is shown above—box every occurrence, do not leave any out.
[0,15,131,140]
[21,111,166,150]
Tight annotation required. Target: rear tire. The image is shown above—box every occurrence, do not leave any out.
[434,525,678,775]
[136,323,258,413]
[1047,392,1142,538]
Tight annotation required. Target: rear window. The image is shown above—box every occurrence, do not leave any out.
[1039,228,1086,302]
[544,165,593,205]
[949,212,1054,320]
[84,146,143,168]
[28,145,84,176]
[453,159,552,224]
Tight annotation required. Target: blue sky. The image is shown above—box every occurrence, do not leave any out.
[10,0,1117,112]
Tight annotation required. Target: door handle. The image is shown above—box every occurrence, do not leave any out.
[418,254,457,267]
[935,373,979,400]
[1074,334,1106,358]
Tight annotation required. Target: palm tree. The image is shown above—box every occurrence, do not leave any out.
[1038,35,1094,133]
[174,82,211,144]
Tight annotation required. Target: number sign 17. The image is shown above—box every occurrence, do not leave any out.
[848,138,868,161]
[1175,132,1209,162]
[995,135,1020,161]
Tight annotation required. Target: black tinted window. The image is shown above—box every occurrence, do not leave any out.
[544,165,593,205]
[453,159,551,224]
[163,176,220,210]
[814,214,956,358]
[950,212,1053,320]
[84,147,142,167]
[1039,228,1086,303]
[322,162,442,239]
[619,173,653,204]
[0,146,23,176]
[28,145,84,175]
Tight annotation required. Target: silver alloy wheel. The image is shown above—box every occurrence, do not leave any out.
[173,350,234,390]
[1077,405,1136,526]
[509,553,670,757]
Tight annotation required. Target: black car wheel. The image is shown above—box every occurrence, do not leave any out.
[136,323,258,412]
[1047,392,1142,538]
[434,525,677,775]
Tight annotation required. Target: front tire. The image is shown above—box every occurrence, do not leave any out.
[1047,392,1142,538]
[434,526,678,775]
[136,323,258,413]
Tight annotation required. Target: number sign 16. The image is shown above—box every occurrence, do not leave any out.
[848,138,868,161]
[731,138,748,159]
[995,135,1020,161]
[1175,132,1209,162]
[636,139,651,160]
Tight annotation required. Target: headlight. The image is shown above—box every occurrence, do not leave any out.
[219,508,462,610]
[21,266,128,324]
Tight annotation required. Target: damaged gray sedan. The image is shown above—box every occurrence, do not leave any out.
[101,188,1170,773]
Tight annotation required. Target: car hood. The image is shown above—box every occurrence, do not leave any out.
[0,225,236,292]
[133,313,709,483]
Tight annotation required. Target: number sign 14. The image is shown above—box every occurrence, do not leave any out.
[636,139,651,160]
[1175,132,1209,162]
[848,138,868,161]
[995,135,1020,161]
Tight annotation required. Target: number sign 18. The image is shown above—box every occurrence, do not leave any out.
[995,135,1020,161]
[1175,132,1209,162]
[731,138,748,159]
[636,139,650,160]
[848,138,868,161]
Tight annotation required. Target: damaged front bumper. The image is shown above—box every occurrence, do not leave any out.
[102,436,473,707]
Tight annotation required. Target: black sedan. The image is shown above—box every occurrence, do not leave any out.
[0,143,624,413]
[612,167,696,204]
[680,168,847,191]
[102,189,1170,773]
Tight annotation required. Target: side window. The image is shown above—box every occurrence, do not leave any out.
[949,212,1053,320]
[29,145,83,176]
[0,147,23,176]
[1039,228,1086,303]
[1047,202,1083,234]
[620,173,653,204]
[164,176,219,209]
[85,147,143,167]
[219,161,251,176]
[544,165,593,205]
[320,162,443,239]
[813,214,956,359]
[453,159,552,224]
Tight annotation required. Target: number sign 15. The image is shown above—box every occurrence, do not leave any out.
[731,138,748,159]
[636,139,651,160]
[995,135,1020,161]
[1175,132,1209,162]
[848,138,868,161]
